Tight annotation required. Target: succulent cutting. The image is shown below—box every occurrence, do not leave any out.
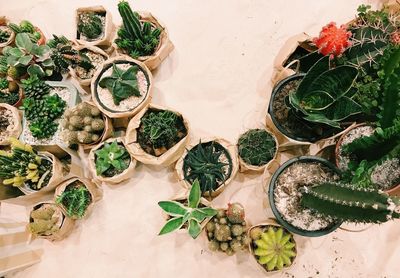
[95,140,131,177]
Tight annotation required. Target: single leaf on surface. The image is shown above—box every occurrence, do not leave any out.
[188,219,202,239]
[188,179,201,208]
[158,201,188,216]
[158,217,184,235]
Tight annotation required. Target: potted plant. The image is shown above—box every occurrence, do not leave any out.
[91,56,152,119]
[75,6,114,46]
[28,202,75,241]
[20,77,80,147]
[0,77,23,107]
[0,103,22,145]
[158,179,217,239]
[69,45,108,87]
[8,20,46,45]
[205,203,249,256]
[88,137,136,184]
[113,1,174,70]
[237,128,279,172]
[0,138,64,195]
[248,220,297,273]
[0,17,15,50]
[55,177,102,220]
[268,156,342,236]
[125,103,189,166]
[175,138,239,199]
[61,101,113,150]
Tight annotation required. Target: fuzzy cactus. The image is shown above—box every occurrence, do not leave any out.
[226,203,245,224]
[301,182,400,223]
[250,226,297,272]
[29,205,60,236]
[313,22,352,58]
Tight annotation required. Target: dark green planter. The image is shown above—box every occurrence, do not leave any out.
[268,156,342,237]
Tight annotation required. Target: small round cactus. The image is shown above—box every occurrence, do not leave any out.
[313,22,352,58]
[226,203,245,224]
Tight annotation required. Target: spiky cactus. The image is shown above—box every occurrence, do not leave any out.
[21,75,51,99]
[238,129,277,166]
[250,226,296,272]
[301,182,400,223]
[56,182,92,219]
[313,22,352,58]
[78,12,104,40]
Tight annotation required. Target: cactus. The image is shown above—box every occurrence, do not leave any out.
[237,129,277,166]
[183,141,232,195]
[78,12,104,40]
[0,28,11,43]
[21,75,51,99]
[158,180,218,239]
[138,109,187,156]
[29,119,58,139]
[95,140,131,177]
[56,181,92,219]
[0,78,19,105]
[0,138,52,189]
[28,204,60,236]
[115,1,162,58]
[313,22,352,58]
[250,226,296,271]
[289,56,361,128]
[8,20,41,43]
[226,203,245,224]
[301,182,400,223]
[99,63,141,105]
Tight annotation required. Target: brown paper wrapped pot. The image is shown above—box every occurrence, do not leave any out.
[0,103,22,145]
[125,103,189,167]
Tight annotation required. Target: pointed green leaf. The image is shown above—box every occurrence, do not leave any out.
[197,207,218,217]
[158,201,188,216]
[191,209,207,222]
[158,217,184,236]
[188,219,202,239]
[188,179,201,208]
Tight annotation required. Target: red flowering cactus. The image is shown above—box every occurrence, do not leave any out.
[313,22,352,59]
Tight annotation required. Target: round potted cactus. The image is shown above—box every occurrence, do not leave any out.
[248,220,297,273]
[175,138,239,199]
[0,138,64,195]
[61,101,113,150]
[91,56,152,119]
[268,156,342,236]
[158,180,217,239]
[113,1,174,70]
[237,128,278,172]
[28,202,75,241]
[0,77,23,107]
[0,103,22,145]
[88,137,136,184]
[75,6,114,46]
[125,103,189,167]
[55,177,102,220]
[205,203,250,256]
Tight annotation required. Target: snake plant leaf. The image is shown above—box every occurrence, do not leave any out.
[188,179,201,208]
[188,219,202,239]
[158,201,188,217]
[296,56,330,96]
[158,217,185,235]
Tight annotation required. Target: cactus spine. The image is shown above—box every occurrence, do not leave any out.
[301,182,400,223]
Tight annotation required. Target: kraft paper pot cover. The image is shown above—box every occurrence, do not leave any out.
[0,103,22,146]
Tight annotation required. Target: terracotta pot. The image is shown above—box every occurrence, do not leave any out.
[35,27,46,45]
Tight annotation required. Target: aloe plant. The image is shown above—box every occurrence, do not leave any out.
[99,63,141,105]
[289,56,361,128]
[158,180,217,239]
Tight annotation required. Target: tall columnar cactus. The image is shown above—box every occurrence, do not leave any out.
[301,182,400,223]
[289,56,361,128]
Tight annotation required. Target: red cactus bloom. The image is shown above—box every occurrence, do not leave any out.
[391,31,400,45]
[313,22,352,58]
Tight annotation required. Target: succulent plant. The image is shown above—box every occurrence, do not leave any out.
[2,33,55,78]
[99,63,141,105]
[8,20,42,43]
[115,1,162,58]
[95,140,131,177]
[301,182,400,223]
[0,78,19,105]
[183,141,232,195]
[47,35,93,74]
[0,28,11,43]
[158,179,217,239]
[238,129,277,166]
[206,203,249,255]
[56,181,92,219]
[28,204,60,236]
[250,226,297,271]
[0,138,52,189]
[62,102,105,146]
[288,56,361,128]
[21,75,51,99]
[29,118,58,139]
[313,22,352,58]
[78,12,104,40]
[138,109,187,156]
